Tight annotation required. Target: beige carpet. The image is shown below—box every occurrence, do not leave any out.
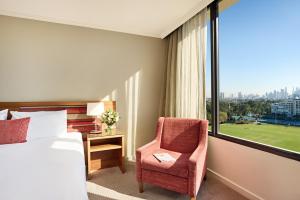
[87,165,248,200]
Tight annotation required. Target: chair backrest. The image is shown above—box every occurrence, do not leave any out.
[160,117,201,153]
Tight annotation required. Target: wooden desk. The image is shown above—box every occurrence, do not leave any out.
[87,130,125,179]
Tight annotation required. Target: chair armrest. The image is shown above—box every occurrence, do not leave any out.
[188,144,207,174]
[188,120,208,197]
[136,117,164,182]
[136,140,160,181]
[136,140,160,161]
[188,143,207,196]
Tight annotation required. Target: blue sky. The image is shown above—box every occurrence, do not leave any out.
[206,0,300,97]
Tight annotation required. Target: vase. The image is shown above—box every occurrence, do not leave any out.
[105,124,113,134]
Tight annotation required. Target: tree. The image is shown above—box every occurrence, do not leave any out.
[219,112,228,123]
[207,113,212,124]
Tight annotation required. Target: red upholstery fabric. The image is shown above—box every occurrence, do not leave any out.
[142,169,188,194]
[188,120,208,196]
[0,118,30,145]
[136,117,208,198]
[136,117,164,182]
[161,118,201,153]
[142,148,191,178]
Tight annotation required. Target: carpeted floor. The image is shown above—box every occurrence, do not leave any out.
[87,164,248,200]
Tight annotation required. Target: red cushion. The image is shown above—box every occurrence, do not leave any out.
[141,148,191,178]
[161,118,201,153]
[0,118,30,145]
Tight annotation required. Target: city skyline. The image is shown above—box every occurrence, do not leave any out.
[218,86,300,100]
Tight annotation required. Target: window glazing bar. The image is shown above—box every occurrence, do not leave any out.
[210,0,219,135]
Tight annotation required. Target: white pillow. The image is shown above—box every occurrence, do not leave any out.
[0,109,8,120]
[11,110,67,141]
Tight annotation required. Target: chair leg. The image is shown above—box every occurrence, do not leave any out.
[138,182,144,193]
[191,196,196,200]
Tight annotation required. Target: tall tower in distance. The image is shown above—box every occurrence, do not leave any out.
[238,92,243,99]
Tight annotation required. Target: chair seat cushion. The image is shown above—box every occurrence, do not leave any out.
[141,148,191,178]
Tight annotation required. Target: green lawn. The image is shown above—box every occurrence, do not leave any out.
[217,123,300,153]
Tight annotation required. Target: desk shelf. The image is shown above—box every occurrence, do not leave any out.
[90,144,122,152]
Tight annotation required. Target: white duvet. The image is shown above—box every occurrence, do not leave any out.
[0,132,88,200]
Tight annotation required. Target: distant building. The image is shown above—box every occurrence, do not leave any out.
[293,87,300,98]
[295,98,300,116]
[220,92,225,100]
[265,87,290,100]
[271,98,300,116]
[238,92,243,99]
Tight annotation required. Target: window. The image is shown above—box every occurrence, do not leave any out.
[208,0,300,161]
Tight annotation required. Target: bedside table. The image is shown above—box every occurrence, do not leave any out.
[87,130,125,179]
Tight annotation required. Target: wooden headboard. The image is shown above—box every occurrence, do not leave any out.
[0,101,116,134]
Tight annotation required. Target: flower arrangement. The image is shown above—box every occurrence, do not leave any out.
[100,110,120,133]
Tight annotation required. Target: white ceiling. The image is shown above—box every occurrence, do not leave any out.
[0,0,213,38]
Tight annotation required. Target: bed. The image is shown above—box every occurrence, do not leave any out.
[0,101,116,200]
[0,132,88,200]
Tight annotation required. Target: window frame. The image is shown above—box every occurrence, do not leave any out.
[207,0,300,162]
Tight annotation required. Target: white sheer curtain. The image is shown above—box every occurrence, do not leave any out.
[162,9,207,119]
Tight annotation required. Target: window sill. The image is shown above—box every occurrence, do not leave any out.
[208,131,300,162]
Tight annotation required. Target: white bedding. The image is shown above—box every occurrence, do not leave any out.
[0,132,88,200]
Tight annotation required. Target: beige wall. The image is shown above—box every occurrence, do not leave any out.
[207,136,300,200]
[0,15,166,160]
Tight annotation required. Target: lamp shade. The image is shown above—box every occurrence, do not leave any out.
[87,102,105,117]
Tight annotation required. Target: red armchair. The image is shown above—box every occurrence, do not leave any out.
[136,117,208,200]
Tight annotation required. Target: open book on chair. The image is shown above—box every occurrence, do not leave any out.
[153,153,176,162]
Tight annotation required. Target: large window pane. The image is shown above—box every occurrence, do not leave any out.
[218,0,300,153]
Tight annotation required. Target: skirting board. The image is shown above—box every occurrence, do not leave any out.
[207,168,264,200]
[126,159,136,166]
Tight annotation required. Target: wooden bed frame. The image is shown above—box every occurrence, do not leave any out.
[0,101,116,135]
